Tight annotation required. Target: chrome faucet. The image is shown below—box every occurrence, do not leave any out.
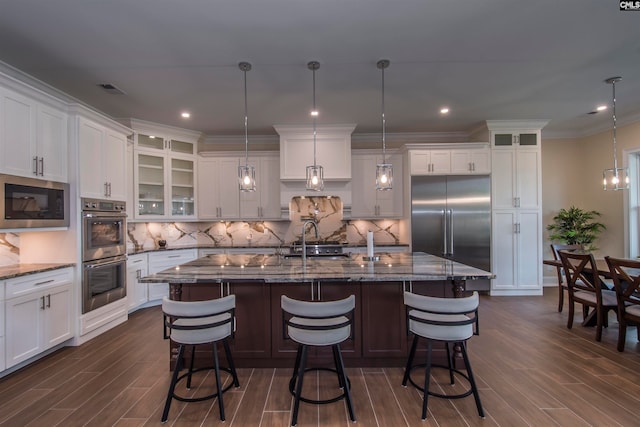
[301,220,319,266]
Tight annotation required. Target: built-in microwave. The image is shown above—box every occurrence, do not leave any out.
[0,174,69,229]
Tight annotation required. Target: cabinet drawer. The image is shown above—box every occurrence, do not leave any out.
[5,268,73,299]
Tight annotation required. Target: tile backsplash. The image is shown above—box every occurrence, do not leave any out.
[0,233,20,265]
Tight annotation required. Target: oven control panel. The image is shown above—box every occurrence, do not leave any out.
[82,197,126,212]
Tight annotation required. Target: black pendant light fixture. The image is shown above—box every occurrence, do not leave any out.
[238,61,256,192]
[375,59,393,191]
[602,76,629,191]
[306,60,324,191]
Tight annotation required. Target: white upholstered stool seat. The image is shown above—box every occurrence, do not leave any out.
[402,291,484,421]
[281,294,356,427]
[161,295,239,423]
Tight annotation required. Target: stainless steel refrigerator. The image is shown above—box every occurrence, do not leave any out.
[411,175,491,277]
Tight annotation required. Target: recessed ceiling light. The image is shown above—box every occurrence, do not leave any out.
[310,110,319,116]
[596,105,607,111]
[440,107,450,114]
[181,112,191,118]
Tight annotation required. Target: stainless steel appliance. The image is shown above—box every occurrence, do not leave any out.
[82,254,127,313]
[287,242,350,259]
[81,198,127,262]
[411,175,491,286]
[0,174,69,229]
[81,197,127,313]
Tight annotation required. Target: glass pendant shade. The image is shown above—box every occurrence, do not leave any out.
[603,76,628,191]
[238,61,256,192]
[306,165,324,191]
[238,164,256,192]
[376,163,393,190]
[376,59,393,191]
[603,168,629,191]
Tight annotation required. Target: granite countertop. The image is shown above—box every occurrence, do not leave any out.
[0,263,76,280]
[139,251,494,284]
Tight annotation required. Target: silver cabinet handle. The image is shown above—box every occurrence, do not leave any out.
[448,209,454,256]
[34,279,55,286]
[33,156,38,175]
[46,294,51,308]
[136,269,142,279]
[39,157,44,176]
[442,209,447,256]
[40,296,46,310]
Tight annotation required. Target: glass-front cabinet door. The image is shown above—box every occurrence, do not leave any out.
[134,132,196,219]
[136,152,165,217]
[170,156,194,217]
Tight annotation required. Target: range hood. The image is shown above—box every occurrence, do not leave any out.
[274,124,355,218]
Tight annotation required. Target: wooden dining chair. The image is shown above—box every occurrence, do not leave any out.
[558,250,617,341]
[550,244,582,312]
[604,256,640,352]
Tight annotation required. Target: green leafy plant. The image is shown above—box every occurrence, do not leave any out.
[546,206,606,250]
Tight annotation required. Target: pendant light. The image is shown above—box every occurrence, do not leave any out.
[238,61,256,192]
[306,61,324,191]
[603,76,629,191]
[376,59,393,191]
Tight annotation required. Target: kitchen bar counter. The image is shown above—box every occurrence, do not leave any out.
[139,251,492,284]
[142,252,493,369]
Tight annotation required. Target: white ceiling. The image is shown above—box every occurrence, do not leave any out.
[0,0,639,140]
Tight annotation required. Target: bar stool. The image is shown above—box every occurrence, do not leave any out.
[161,295,239,423]
[281,294,356,427]
[402,291,484,420]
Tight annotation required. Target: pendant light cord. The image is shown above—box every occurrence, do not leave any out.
[243,67,249,167]
[381,64,387,164]
[612,79,618,172]
[312,64,317,168]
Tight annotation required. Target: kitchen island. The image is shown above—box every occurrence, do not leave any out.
[141,251,494,368]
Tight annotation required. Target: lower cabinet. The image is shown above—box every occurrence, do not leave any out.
[126,253,149,312]
[361,282,407,358]
[147,249,198,302]
[4,268,73,369]
[0,283,4,372]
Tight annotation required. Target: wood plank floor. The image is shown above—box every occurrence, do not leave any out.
[1,287,639,427]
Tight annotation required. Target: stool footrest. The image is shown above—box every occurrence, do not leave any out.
[171,366,237,403]
[289,367,352,405]
[406,363,474,400]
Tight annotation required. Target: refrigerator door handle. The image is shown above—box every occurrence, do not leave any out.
[448,209,454,256]
[442,209,447,256]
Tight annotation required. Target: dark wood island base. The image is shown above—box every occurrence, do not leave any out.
[140,252,494,369]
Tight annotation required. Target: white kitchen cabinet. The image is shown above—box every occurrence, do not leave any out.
[491,210,542,292]
[275,124,355,180]
[147,249,198,302]
[351,152,403,218]
[240,154,281,219]
[78,117,128,200]
[4,268,73,369]
[197,156,240,220]
[450,147,491,174]
[409,150,451,175]
[198,248,227,258]
[126,253,148,312]
[135,133,197,220]
[0,281,4,372]
[488,120,547,296]
[0,87,67,181]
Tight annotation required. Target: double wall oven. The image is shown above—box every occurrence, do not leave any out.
[81,198,127,314]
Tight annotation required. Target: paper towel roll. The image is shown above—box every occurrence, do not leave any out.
[367,231,374,258]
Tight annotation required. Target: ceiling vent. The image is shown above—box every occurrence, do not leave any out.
[97,83,126,95]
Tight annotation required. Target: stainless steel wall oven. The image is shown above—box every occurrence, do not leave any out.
[81,197,127,313]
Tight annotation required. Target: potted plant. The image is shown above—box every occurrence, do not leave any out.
[546,206,606,250]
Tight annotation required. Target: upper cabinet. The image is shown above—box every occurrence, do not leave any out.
[239,154,281,220]
[197,155,240,220]
[275,124,355,180]
[409,144,490,176]
[0,87,68,182]
[77,117,128,200]
[351,151,404,218]
[128,119,200,220]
